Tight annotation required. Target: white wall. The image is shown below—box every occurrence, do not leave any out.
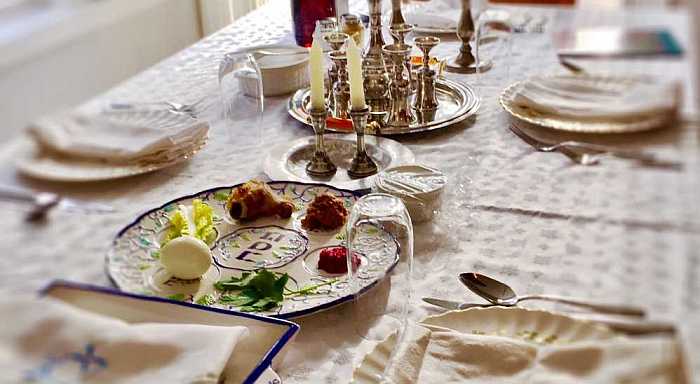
[0,0,202,143]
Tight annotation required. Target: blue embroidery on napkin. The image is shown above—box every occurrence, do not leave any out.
[24,343,108,383]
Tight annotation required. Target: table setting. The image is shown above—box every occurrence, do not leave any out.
[0,0,699,383]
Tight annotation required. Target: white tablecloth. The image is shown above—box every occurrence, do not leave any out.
[0,1,698,382]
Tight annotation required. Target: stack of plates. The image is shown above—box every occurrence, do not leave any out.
[17,109,208,182]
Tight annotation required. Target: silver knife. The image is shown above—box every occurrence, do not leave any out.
[422,297,494,310]
[422,297,676,335]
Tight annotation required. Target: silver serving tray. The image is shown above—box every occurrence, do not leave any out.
[287,78,480,135]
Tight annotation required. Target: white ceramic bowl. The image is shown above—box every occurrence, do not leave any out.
[238,44,309,96]
[374,164,447,223]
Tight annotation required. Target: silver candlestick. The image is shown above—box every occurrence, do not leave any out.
[365,0,386,67]
[412,36,440,112]
[389,22,413,45]
[383,43,414,132]
[446,0,491,74]
[390,0,405,28]
[348,106,378,178]
[306,107,337,177]
[329,51,351,120]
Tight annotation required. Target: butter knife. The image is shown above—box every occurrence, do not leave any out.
[422,297,675,335]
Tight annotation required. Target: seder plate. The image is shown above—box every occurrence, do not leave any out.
[106,181,400,319]
[288,78,480,135]
[263,134,415,191]
[499,75,678,134]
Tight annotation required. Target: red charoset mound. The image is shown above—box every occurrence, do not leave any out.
[317,246,360,274]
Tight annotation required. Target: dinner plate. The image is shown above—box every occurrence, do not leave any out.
[263,134,415,190]
[43,280,298,384]
[499,75,678,134]
[106,181,400,319]
[352,307,619,383]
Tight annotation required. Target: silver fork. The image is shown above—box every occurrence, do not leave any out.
[508,124,675,168]
[509,124,600,165]
[0,185,114,221]
[108,97,207,116]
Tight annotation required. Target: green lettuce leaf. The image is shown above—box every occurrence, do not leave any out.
[164,205,190,245]
[193,199,216,244]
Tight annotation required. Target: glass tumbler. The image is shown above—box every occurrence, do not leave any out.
[345,193,414,381]
[218,51,265,156]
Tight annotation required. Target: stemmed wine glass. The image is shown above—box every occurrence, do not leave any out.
[345,193,414,382]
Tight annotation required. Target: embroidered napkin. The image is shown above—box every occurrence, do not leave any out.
[0,297,248,384]
[380,323,685,383]
[509,76,680,122]
[27,110,209,163]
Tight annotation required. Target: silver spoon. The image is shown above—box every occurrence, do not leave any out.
[459,272,646,317]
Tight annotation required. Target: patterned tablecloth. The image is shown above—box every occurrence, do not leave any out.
[0,1,698,382]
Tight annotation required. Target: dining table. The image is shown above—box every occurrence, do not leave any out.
[0,0,698,382]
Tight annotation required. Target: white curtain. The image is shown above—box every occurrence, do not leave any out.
[198,0,267,36]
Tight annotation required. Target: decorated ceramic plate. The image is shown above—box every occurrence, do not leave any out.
[499,75,677,134]
[106,181,400,319]
[43,280,296,384]
[352,307,619,383]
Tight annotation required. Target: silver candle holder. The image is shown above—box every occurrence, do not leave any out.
[348,106,378,178]
[305,107,337,177]
[365,0,386,67]
[413,36,440,112]
[390,0,405,28]
[446,0,491,74]
[383,43,414,132]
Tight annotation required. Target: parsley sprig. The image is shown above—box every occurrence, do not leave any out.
[213,270,337,312]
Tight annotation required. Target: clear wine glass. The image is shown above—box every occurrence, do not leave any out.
[218,51,265,158]
[345,193,414,381]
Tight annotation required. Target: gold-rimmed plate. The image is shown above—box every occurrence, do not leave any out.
[15,136,206,182]
[499,75,678,134]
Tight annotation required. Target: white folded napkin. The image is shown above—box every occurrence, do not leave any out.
[509,76,680,122]
[382,323,685,383]
[27,110,209,163]
[0,297,248,384]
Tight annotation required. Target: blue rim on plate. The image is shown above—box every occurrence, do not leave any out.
[105,181,401,319]
[40,280,299,384]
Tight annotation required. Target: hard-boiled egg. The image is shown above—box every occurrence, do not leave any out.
[160,235,212,279]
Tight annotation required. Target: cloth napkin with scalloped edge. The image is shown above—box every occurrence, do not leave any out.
[379,323,686,383]
[508,75,681,122]
[0,297,247,384]
[27,110,209,163]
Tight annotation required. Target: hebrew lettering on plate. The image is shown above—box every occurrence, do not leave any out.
[214,226,308,270]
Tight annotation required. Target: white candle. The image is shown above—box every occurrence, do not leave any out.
[346,38,366,110]
[309,38,325,110]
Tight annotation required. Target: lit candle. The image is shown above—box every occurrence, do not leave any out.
[346,38,366,110]
[309,38,325,110]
